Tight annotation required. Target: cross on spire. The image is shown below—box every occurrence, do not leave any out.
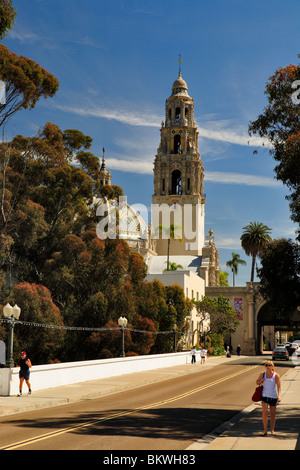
[101,147,106,169]
[178,54,183,75]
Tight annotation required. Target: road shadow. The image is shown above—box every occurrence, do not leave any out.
[5,406,242,445]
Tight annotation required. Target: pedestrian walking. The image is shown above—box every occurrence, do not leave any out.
[256,361,281,436]
[190,346,197,364]
[236,345,241,356]
[200,346,207,364]
[18,351,32,396]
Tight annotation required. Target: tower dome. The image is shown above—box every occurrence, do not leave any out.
[171,72,190,97]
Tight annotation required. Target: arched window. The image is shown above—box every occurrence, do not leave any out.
[187,177,190,192]
[174,134,181,154]
[171,170,182,195]
[175,107,181,119]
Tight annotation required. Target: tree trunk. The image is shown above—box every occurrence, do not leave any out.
[167,238,170,270]
[251,255,256,282]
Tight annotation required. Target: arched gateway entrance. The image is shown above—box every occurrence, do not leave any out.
[257,303,300,354]
[206,283,300,355]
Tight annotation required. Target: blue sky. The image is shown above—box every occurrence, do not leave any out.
[2,0,299,285]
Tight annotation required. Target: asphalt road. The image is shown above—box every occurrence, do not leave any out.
[0,357,292,451]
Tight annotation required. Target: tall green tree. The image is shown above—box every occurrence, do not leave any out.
[219,270,229,287]
[0,0,17,40]
[257,238,300,319]
[249,60,300,240]
[194,295,239,337]
[0,45,59,127]
[241,222,272,283]
[0,123,97,275]
[7,282,65,364]
[226,252,246,286]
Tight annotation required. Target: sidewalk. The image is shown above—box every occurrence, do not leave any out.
[187,365,300,451]
[0,355,299,450]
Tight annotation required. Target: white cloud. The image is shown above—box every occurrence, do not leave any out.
[54,104,161,128]
[205,171,280,188]
[54,102,277,185]
[8,29,38,43]
[214,236,243,249]
[54,102,271,148]
[106,158,152,174]
[106,157,280,188]
[198,126,270,148]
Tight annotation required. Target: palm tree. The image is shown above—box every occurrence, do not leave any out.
[164,261,183,271]
[226,252,246,287]
[157,223,182,271]
[240,221,272,282]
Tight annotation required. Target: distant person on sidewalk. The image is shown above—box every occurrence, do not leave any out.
[256,360,281,436]
[200,347,207,364]
[190,346,197,364]
[17,351,32,396]
[236,345,241,356]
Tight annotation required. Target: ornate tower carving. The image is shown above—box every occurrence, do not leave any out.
[152,71,206,256]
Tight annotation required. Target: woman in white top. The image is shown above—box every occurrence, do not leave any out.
[256,361,281,436]
[200,347,207,364]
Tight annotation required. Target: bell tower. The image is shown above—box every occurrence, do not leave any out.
[99,147,111,186]
[152,70,206,256]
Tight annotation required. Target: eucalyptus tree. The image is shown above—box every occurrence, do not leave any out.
[249,59,300,241]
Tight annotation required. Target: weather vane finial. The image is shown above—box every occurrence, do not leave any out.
[178,54,183,75]
[101,147,106,167]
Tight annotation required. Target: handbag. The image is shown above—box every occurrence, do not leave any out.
[252,385,263,402]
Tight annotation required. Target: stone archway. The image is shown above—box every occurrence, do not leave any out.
[257,303,276,353]
[206,282,300,356]
[257,302,300,353]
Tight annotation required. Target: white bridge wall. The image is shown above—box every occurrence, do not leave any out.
[0,352,190,396]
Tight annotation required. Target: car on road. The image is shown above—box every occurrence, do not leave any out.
[272,346,289,361]
[285,341,300,355]
[290,342,300,355]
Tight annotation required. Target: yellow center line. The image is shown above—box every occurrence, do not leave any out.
[1,365,258,450]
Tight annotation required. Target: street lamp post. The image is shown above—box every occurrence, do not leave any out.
[2,303,21,367]
[118,316,128,358]
[173,324,177,353]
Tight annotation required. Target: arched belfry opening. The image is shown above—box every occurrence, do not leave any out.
[173,134,181,154]
[171,170,182,195]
